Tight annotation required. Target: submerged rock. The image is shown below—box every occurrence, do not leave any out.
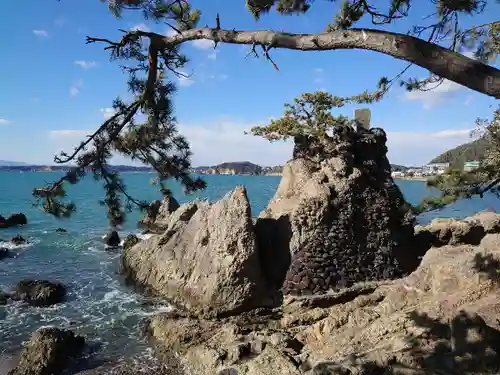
[255,127,419,295]
[0,213,27,229]
[10,235,27,245]
[104,230,121,247]
[55,228,67,233]
[0,290,10,305]
[122,186,274,316]
[14,280,66,307]
[0,247,10,260]
[8,327,85,375]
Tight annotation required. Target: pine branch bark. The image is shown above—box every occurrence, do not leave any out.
[131,26,500,98]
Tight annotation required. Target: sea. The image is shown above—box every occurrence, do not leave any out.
[1,171,500,368]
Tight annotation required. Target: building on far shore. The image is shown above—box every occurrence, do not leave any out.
[423,163,450,175]
[464,161,480,172]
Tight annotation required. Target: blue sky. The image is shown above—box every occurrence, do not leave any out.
[0,0,498,167]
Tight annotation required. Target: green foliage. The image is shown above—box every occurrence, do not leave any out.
[248,90,386,141]
[429,137,490,168]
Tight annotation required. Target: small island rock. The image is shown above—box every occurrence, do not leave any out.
[14,280,66,307]
[55,228,67,233]
[104,230,121,247]
[8,327,85,375]
[10,235,27,245]
[0,213,27,229]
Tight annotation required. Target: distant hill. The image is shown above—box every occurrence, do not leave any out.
[0,160,30,166]
[429,137,490,168]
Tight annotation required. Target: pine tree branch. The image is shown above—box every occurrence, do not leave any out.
[88,25,500,98]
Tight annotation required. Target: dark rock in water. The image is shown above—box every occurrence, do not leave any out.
[14,280,66,307]
[55,228,67,233]
[0,213,27,229]
[255,126,420,296]
[104,230,120,247]
[10,235,27,245]
[0,290,10,305]
[0,247,10,260]
[8,327,85,375]
[123,234,140,251]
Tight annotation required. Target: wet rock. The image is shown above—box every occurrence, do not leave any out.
[0,290,10,305]
[8,327,84,375]
[122,186,274,316]
[0,247,10,260]
[139,194,181,233]
[10,235,27,245]
[123,234,140,251]
[0,213,27,229]
[55,228,67,233]
[104,230,120,247]
[14,280,66,307]
[255,127,418,295]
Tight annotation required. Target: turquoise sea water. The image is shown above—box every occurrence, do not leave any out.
[1,171,500,363]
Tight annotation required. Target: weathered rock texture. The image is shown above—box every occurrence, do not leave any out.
[122,186,274,316]
[256,127,418,295]
[8,327,84,375]
[139,195,180,233]
[147,213,500,375]
[14,280,66,307]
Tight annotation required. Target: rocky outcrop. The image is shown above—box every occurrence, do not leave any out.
[0,290,9,305]
[139,194,181,233]
[14,280,66,307]
[146,218,500,375]
[8,327,84,375]
[104,230,121,247]
[123,234,140,251]
[122,186,274,316]
[255,127,418,295]
[0,213,27,229]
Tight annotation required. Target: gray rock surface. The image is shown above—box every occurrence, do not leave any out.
[8,327,84,375]
[139,195,180,233]
[255,127,418,295]
[122,186,274,316]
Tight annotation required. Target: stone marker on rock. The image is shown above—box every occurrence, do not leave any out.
[354,108,371,131]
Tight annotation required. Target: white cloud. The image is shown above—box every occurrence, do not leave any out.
[74,60,97,69]
[176,119,476,167]
[402,79,463,109]
[386,128,474,166]
[100,107,116,119]
[131,23,150,32]
[314,68,324,73]
[0,119,11,125]
[69,79,84,97]
[207,52,217,60]
[33,29,48,37]
[191,39,215,49]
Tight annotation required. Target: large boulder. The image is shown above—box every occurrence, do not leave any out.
[8,327,85,375]
[0,213,27,229]
[14,280,66,307]
[139,194,180,233]
[147,230,500,375]
[121,186,274,316]
[255,127,418,296]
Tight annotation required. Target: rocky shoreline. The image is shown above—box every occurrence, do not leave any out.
[3,127,500,375]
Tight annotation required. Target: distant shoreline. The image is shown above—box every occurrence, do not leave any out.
[393,176,428,182]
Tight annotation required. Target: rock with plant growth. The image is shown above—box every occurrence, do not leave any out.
[255,126,419,296]
[139,194,180,233]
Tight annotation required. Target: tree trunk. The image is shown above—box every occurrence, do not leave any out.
[150,27,500,98]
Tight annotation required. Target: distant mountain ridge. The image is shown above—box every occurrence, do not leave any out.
[429,137,489,168]
[0,160,30,166]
